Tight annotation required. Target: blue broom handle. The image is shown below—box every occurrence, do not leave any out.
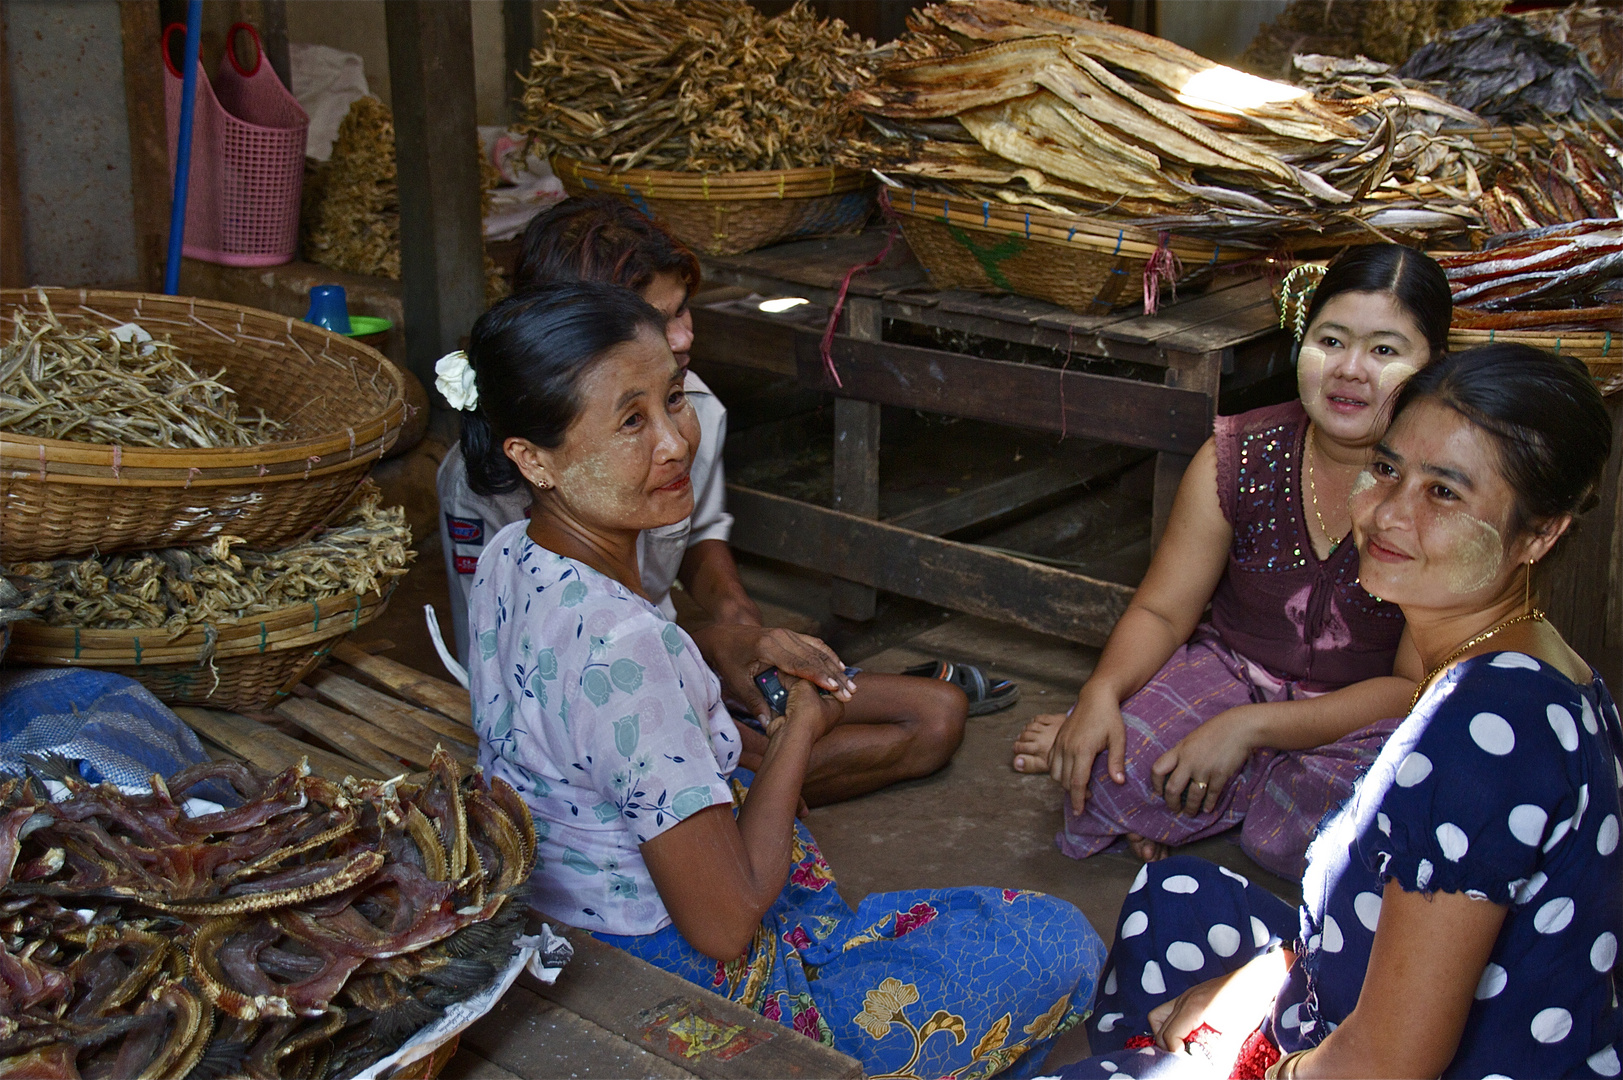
[163,0,203,296]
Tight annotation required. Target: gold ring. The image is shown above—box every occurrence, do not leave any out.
[1193,781,1208,789]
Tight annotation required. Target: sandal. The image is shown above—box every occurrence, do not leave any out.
[902,660,1020,716]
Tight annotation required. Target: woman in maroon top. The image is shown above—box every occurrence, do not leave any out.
[1013,245,1450,877]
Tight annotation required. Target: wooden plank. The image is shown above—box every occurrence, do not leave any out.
[1151,350,1224,548]
[829,297,882,621]
[0,12,24,288]
[885,450,1144,537]
[1097,277,1277,346]
[1158,299,1285,355]
[798,335,1211,454]
[303,671,478,759]
[331,641,473,726]
[274,696,413,777]
[171,707,376,782]
[728,485,1134,646]
[533,929,863,1079]
[689,304,799,377]
[501,0,534,128]
[119,1,168,292]
[700,230,925,306]
[459,983,697,1079]
[385,0,486,391]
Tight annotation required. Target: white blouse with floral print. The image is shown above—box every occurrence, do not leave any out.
[468,521,740,936]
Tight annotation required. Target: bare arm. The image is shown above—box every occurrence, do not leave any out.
[639,678,841,960]
[1046,439,1233,804]
[1286,886,1506,1078]
[679,538,762,628]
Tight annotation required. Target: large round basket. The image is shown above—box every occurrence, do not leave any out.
[1,288,407,561]
[3,586,392,712]
[552,157,874,257]
[1449,322,1621,397]
[888,186,1249,315]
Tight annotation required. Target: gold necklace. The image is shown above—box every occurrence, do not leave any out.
[1410,609,1548,710]
[1304,423,1347,551]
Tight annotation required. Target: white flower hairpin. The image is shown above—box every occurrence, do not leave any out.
[434,350,479,411]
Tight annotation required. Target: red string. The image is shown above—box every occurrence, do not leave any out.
[818,188,900,388]
[1142,230,1181,316]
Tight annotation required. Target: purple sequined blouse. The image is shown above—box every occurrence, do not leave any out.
[1210,400,1405,692]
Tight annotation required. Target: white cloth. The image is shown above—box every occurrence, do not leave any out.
[468,525,740,936]
[288,44,370,161]
[437,371,730,664]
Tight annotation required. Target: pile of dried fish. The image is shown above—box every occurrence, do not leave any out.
[5,485,414,633]
[1397,17,1617,126]
[1518,3,1623,97]
[0,751,537,1080]
[0,302,282,449]
[517,0,884,172]
[1481,130,1623,234]
[302,97,507,301]
[841,1,1489,241]
[1439,220,1623,330]
[1240,0,1506,80]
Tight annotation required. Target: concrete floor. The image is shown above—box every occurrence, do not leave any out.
[360,522,1301,1071]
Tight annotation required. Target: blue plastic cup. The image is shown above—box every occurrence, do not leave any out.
[304,285,352,334]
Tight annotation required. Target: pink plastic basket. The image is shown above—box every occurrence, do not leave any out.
[164,23,308,267]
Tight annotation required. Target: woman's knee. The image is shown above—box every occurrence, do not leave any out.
[904,679,967,771]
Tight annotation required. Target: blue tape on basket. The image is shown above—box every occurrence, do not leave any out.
[1024,213,1031,239]
[1209,244,1222,266]
[73,628,80,660]
[311,602,320,633]
[352,595,363,629]
[910,189,916,212]
[982,201,990,226]
[1112,230,1124,256]
[259,623,268,653]
[1555,338,1563,355]
[1605,332,1613,357]
[134,638,142,665]
[1489,330,1496,342]
[1067,226,1078,242]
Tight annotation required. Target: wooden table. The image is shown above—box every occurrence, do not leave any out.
[691,229,1291,647]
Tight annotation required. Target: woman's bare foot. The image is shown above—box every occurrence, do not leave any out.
[1127,833,1170,862]
[1012,712,1066,773]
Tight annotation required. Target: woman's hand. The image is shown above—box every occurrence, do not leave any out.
[692,624,855,724]
[1047,685,1128,808]
[1151,705,1264,815]
[767,674,845,743]
[1150,948,1292,1059]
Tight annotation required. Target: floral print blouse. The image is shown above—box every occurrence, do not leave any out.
[467,521,741,936]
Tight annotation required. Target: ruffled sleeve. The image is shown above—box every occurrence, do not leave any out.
[1354,653,1587,904]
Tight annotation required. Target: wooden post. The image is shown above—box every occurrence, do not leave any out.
[385,0,486,392]
[830,296,883,621]
[256,0,290,90]
[501,0,534,127]
[119,1,169,292]
[0,11,25,289]
[1151,350,1223,549]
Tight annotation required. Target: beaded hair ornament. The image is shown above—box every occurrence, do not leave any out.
[1278,263,1328,343]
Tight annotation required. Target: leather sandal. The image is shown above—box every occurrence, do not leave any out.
[902,660,1020,716]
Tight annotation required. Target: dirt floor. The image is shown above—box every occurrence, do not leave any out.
[360,517,1300,1071]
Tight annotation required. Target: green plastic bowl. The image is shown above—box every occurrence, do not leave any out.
[344,315,394,337]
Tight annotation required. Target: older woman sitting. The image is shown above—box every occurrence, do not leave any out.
[451,281,1105,1079]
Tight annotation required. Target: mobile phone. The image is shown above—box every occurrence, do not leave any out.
[753,666,860,716]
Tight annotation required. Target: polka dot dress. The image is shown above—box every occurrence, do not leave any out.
[1282,653,1623,1077]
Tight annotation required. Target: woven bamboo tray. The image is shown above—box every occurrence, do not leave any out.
[1449,323,1622,396]
[889,187,1246,314]
[4,586,392,711]
[1464,122,1608,157]
[1,288,407,560]
[552,157,874,257]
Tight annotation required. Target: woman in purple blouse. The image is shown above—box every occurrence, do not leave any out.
[1013,245,1451,877]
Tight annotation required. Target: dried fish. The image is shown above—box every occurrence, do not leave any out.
[1398,16,1618,126]
[1240,0,1507,80]
[517,1,887,173]
[0,297,282,449]
[1438,220,1623,327]
[5,484,413,634]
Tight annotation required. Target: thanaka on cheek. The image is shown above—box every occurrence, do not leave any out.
[1298,345,1327,407]
[1376,361,1419,398]
[1439,510,1504,595]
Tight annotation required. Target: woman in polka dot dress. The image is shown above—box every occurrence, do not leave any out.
[1056,346,1619,1078]
[1016,246,1453,877]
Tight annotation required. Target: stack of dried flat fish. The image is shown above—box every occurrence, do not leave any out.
[1397,17,1617,126]
[302,97,507,301]
[1440,220,1623,330]
[517,0,884,172]
[1240,0,1507,80]
[0,751,536,1080]
[0,302,282,449]
[842,1,1489,241]
[1481,130,1623,234]
[1518,4,1623,97]
[5,485,413,634]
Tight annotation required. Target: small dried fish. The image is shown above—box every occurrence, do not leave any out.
[0,296,282,449]
[5,485,413,634]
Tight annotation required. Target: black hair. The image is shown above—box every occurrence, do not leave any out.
[513,195,702,297]
[1389,343,1612,537]
[460,281,668,497]
[1303,244,1453,360]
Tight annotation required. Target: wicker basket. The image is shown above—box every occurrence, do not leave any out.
[552,157,874,257]
[4,586,392,711]
[1449,324,1621,397]
[1463,122,1608,157]
[1,289,407,561]
[889,187,1246,314]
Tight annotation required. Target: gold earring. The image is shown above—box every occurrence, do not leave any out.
[1525,559,1534,615]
